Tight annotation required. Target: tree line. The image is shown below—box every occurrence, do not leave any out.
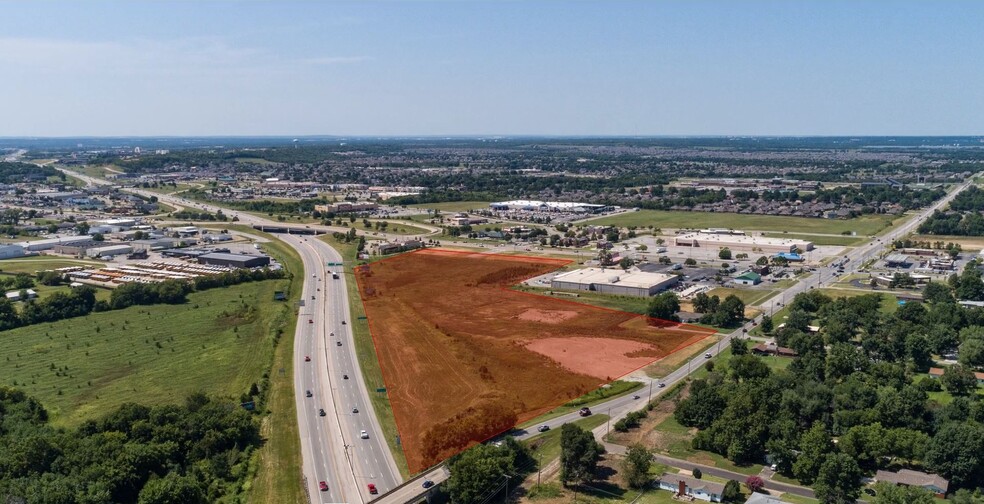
[0,387,260,504]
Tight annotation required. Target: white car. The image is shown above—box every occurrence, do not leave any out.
[360,430,369,439]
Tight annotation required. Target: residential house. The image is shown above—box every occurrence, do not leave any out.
[875,469,949,497]
[656,473,723,502]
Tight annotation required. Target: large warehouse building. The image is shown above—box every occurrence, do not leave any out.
[490,200,612,214]
[550,267,679,297]
[197,252,270,269]
[674,232,814,253]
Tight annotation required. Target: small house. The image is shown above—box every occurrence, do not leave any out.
[656,472,723,502]
[734,271,762,286]
[875,469,949,497]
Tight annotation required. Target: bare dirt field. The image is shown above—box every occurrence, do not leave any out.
[355,249,715,472]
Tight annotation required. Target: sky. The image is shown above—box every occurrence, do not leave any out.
[1,0,982,137]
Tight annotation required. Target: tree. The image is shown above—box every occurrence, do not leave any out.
[560,423,603,486]
[137,472,207,504]
[618,257,635,270]
[958,337,984,368]
[721,480,742,503]
[446,444,514,504]
[692,467,702,479]
[793,422,834,484]
[940,365,979,396]
[923,422,984,486]
[729,354,770,382]
[91,232,105,242]
[813,453,862,504]
[923,281,955,304]
[647,291,680,322]
[871,482,936,504]
[719,248,732,260]
[756,256,769,266]
[684,258,697,266]
[621,444,652,489]
[760,315,773,334]
[745,475,765,493]
[731,337,748,355]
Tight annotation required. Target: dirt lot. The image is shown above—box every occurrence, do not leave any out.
[356,249,714,472]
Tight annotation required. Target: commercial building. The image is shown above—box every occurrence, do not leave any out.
[489,200,612,213]
[550,267,679,297]
[733,271,762,285]
[0,244,26,260]
[656,473,723,502]
[18,235,97,252]
[674,232,813,253]
[86,244,134,258]
[197,252,270,268]
[5,289,37,302]
[884,254,912,267]
[314,202,379,214]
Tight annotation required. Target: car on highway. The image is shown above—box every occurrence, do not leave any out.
[341,320,346,325]
[704,353,712,359]
[578,407,591,417]
[537,425,549,432]
[336,341,342,346]
[308,319,313,324]
[311,295,315,300]
[368,483,378,494]
[318,409,326,417]
[304,356,311,362]
[360,429,369,439]
[632,395,640,400]
[352,407,359,414]
[422,480,434,489]
[658,382,666,388]
[343,374,348,379]
[330,332,334,336]
[305,390,312,397]
[319,481,328,492]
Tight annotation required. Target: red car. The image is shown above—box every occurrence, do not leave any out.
[368,483,377,494]
[319,481,328,492]
[304,356,311,362]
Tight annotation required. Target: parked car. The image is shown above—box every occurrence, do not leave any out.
[578,407,591,417]
[537,425,550,433]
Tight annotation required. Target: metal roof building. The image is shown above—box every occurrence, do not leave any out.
[197,252,270,269]
[550,267,679,297]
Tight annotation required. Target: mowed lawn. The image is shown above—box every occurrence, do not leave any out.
[0,278,291,426]
[0,257,104,274]
[583,210,900,235]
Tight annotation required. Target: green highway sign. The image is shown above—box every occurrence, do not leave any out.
[376,388,386,393]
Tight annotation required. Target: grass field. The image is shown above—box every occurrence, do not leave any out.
[405,200,492,213]
[761,232,865,246]
[525,414,609,467]
[318,234,410,478]
[0,257,103,274]
[363,220,433,236]
[0,279,290,426]
[582,210,901,236]
[514,285,651,315]
[705,287,780,306]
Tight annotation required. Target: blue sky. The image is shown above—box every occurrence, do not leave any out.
[1,1,981,136]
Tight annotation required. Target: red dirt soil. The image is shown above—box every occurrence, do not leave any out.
[355,249,715,473]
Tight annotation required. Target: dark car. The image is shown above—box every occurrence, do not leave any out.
[343,374,349,379]
[305,390,312,397]
[308,319,313,324]
[341,320,346,325]
[336,341,342,346]
[537,425,550,432]
[318,409,326,417]
[304,356,311,362]
[578,407,591,417]
[422,480,434,489]
[319,481,328,492]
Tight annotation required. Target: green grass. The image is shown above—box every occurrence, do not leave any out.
[519,381,643,429]
[706,287,779,306]
[778,493,820,504]
[526,415,609,465]
[361,220,433,236]
[318,233,410,478]
[582,210,902,236]
[761,232,866,246]
[514,285,651,315]
[0,279,290,426]
[0,258,104,275]
[405,200,492,212]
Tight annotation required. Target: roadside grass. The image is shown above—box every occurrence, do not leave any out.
[65,164,119,179]
[518,381,643,429]
[405,200,492,213]
[706,287,779,306]
[360,220,433,236]
[777,494,820,504]
[761,232,865,246]
[318,233,411,478]
[237,229,304,504]
[580,210,901,236]
[645,337,718,379]
[0,258,104,274]
[0,279,289,426]
[513,285,651,315]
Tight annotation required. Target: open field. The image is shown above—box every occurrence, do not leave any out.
[405,200,493,213]
[582,210,901,235]
[0,257,104,274]
[705,287,780,306]
[356,249,715,472]
[318,233,410,477]
[761,232,865,246]
[364,219,433,236]
[0,279,290,426]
